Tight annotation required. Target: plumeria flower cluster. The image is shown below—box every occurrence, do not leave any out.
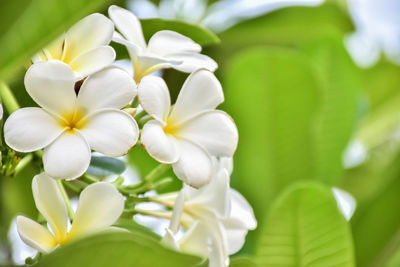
[3,5,256,266]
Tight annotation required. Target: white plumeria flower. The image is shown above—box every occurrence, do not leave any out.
[4,61,139,180]
[138,69,238,188]
[16,173,124,253]
[159,167,257,267]
[32,13,115,80]
[108,5,217,83]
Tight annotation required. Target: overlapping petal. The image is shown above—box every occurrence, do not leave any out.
[179,221,209,257]
[69,46,116,79]
[169,52,218,73]
[178,111,238,157]
[108,5,146,49]
[147,31,201,56]
[138,76,171,122]
[68,182,124,240]
[63,13,114,63]
[24,61,76,116]
[169,69,224,124]
[4,108,64,152]
[32,173,69,241]
[80,109,138,157]
[172,139,213,188]
[43,132,91,180]
[16,216,56,253]
[77,66,136,113]
[141,120,179,163]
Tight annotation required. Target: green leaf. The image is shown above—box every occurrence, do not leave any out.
[255,182,355,267]
[209,3,353,64]
[229,257,258,267]
[141,18,220,46]
[301,33,362,184]
[223,47,319,253]
[86,156,126,178]
[224,47,319,221]
[114,218,161,241]
[37,231,202,267]
[0,0,114,82]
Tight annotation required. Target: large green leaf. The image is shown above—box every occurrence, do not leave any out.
[37,231,202,267]
[301,33,362,184]
[255,182,355,267]
[0,0,114,82]
[208,3,353,66]
[224,47,319,221]
[229,257,258,267]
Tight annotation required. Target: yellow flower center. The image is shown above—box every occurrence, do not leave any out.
[60,109,87,133]
[163,119,179,136]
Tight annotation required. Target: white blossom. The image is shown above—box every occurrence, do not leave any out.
[139,69,238,188]
[4,61,138,180]
[33,13,116,80]
[159,163,256,267]
[108,5,217,83]
[16,173,124,253]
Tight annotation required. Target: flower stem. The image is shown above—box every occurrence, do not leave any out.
[56,180,74,222]
[144,164,171,183]
[0,82,19,114]
[125,208,172,220]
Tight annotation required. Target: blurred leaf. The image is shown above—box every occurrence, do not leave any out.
[141,18,220,46]
[345,150,400,267]
[255,182,355,267]
[209,4,353,65]
[0,0,114,82]
[224,47,319,219]
[37,232,202,267]
[86,156,126,178]
[223,47,319,253]
[229,257,258,267]
[301,33,362,184]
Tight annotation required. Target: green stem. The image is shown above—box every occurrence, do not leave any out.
[124,208,172,219]
[56,180,74,221]
[0,82,19,114]
[80,174,98,184]
[62,180,81,194]
[144,164,171,183]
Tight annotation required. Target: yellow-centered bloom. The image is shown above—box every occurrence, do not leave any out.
[16,173,124,253]
[4,61,139,180]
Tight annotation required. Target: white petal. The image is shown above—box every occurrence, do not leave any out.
[63,13,114,62]
[169,52,218,73]
[179,221,209,257]
[24,61,76,116]
[208,220,229,267]
[141,120,179,164]
[221,190,256,255]
[173,139,213,188]
[43,131,91,180]
[112,31,141,60]
[219,157,233,175]
[138,76,170,121]
[147,30,201,56]
[32,173,69,240]
[46,35,65,60]
[169,69,223,124]
[178,111,238,157]
[80,109,138,157]
[0,103,3,120]
[16,216,56,253]
[225,228,248,255]
[161,229,180,250]
[77,66,136,113]
[68,182,124,239]
[226,189,257,230]
[186,169,231,218]
[108,5,146,49]
[69,46,116,79]
[134,54,178,81]
[4,108,64,153]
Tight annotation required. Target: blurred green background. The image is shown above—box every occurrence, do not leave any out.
[1,0,400,266]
